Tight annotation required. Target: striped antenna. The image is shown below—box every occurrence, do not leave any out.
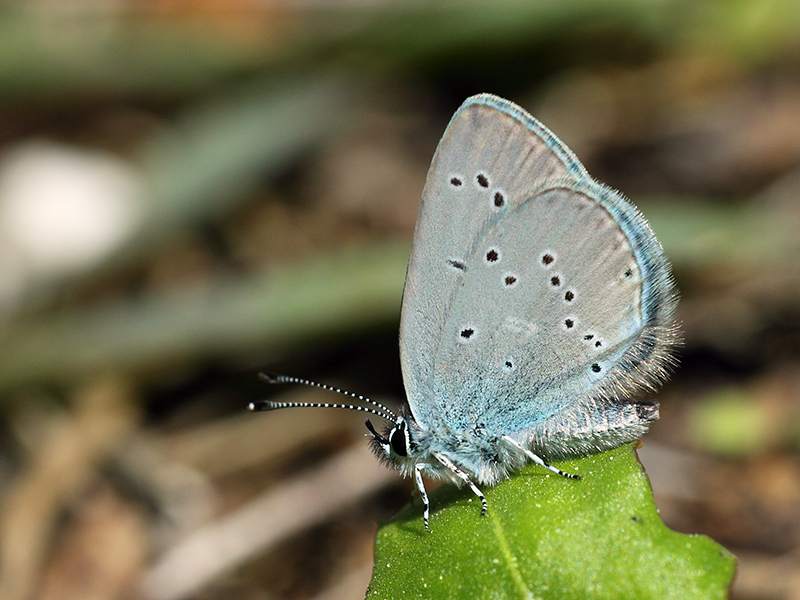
[250,372,398,422]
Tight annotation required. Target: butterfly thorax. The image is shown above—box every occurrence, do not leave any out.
[367,412,530,486]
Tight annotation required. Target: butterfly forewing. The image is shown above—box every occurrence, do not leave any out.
[399,95,587,424]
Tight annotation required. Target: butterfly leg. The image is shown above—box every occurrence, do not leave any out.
[502,435,581,480]
[434,453,488,516]
[414,463,432,531]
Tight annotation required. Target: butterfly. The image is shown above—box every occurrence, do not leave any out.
[252,93,679,530]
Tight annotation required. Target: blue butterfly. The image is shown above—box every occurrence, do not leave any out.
[252,94,679,530]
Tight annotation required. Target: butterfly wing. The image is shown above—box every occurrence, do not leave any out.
[399,94,678,446]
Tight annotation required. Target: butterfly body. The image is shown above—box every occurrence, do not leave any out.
[371,410,521,486]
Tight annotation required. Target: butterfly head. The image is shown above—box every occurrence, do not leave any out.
[366,415,411,460]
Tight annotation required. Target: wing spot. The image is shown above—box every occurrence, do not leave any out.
[485,248,500,264]
[504,274,518,287]
[450,176,463,188]
[541,252,556,266]
[583,332,603,348]
[503,360,514,371]
[447,259,466,271]
[550,274,561,287]
[591,363,602,373]
[564,318,575,329]
[493,191,505,207]
[624,267,633,278]
[583,332,603,347]
[564,290,575,302]
[476,173,490,188]
[457,326,477,345]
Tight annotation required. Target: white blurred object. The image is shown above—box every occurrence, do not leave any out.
[0,140,142,310]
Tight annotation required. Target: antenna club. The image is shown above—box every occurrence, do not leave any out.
[249,400,276,412]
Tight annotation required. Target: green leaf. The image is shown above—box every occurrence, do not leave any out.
[368,444,735,600]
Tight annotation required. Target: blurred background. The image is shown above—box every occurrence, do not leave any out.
[0,1,798,599]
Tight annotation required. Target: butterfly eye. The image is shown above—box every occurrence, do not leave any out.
[389,422,408,457]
